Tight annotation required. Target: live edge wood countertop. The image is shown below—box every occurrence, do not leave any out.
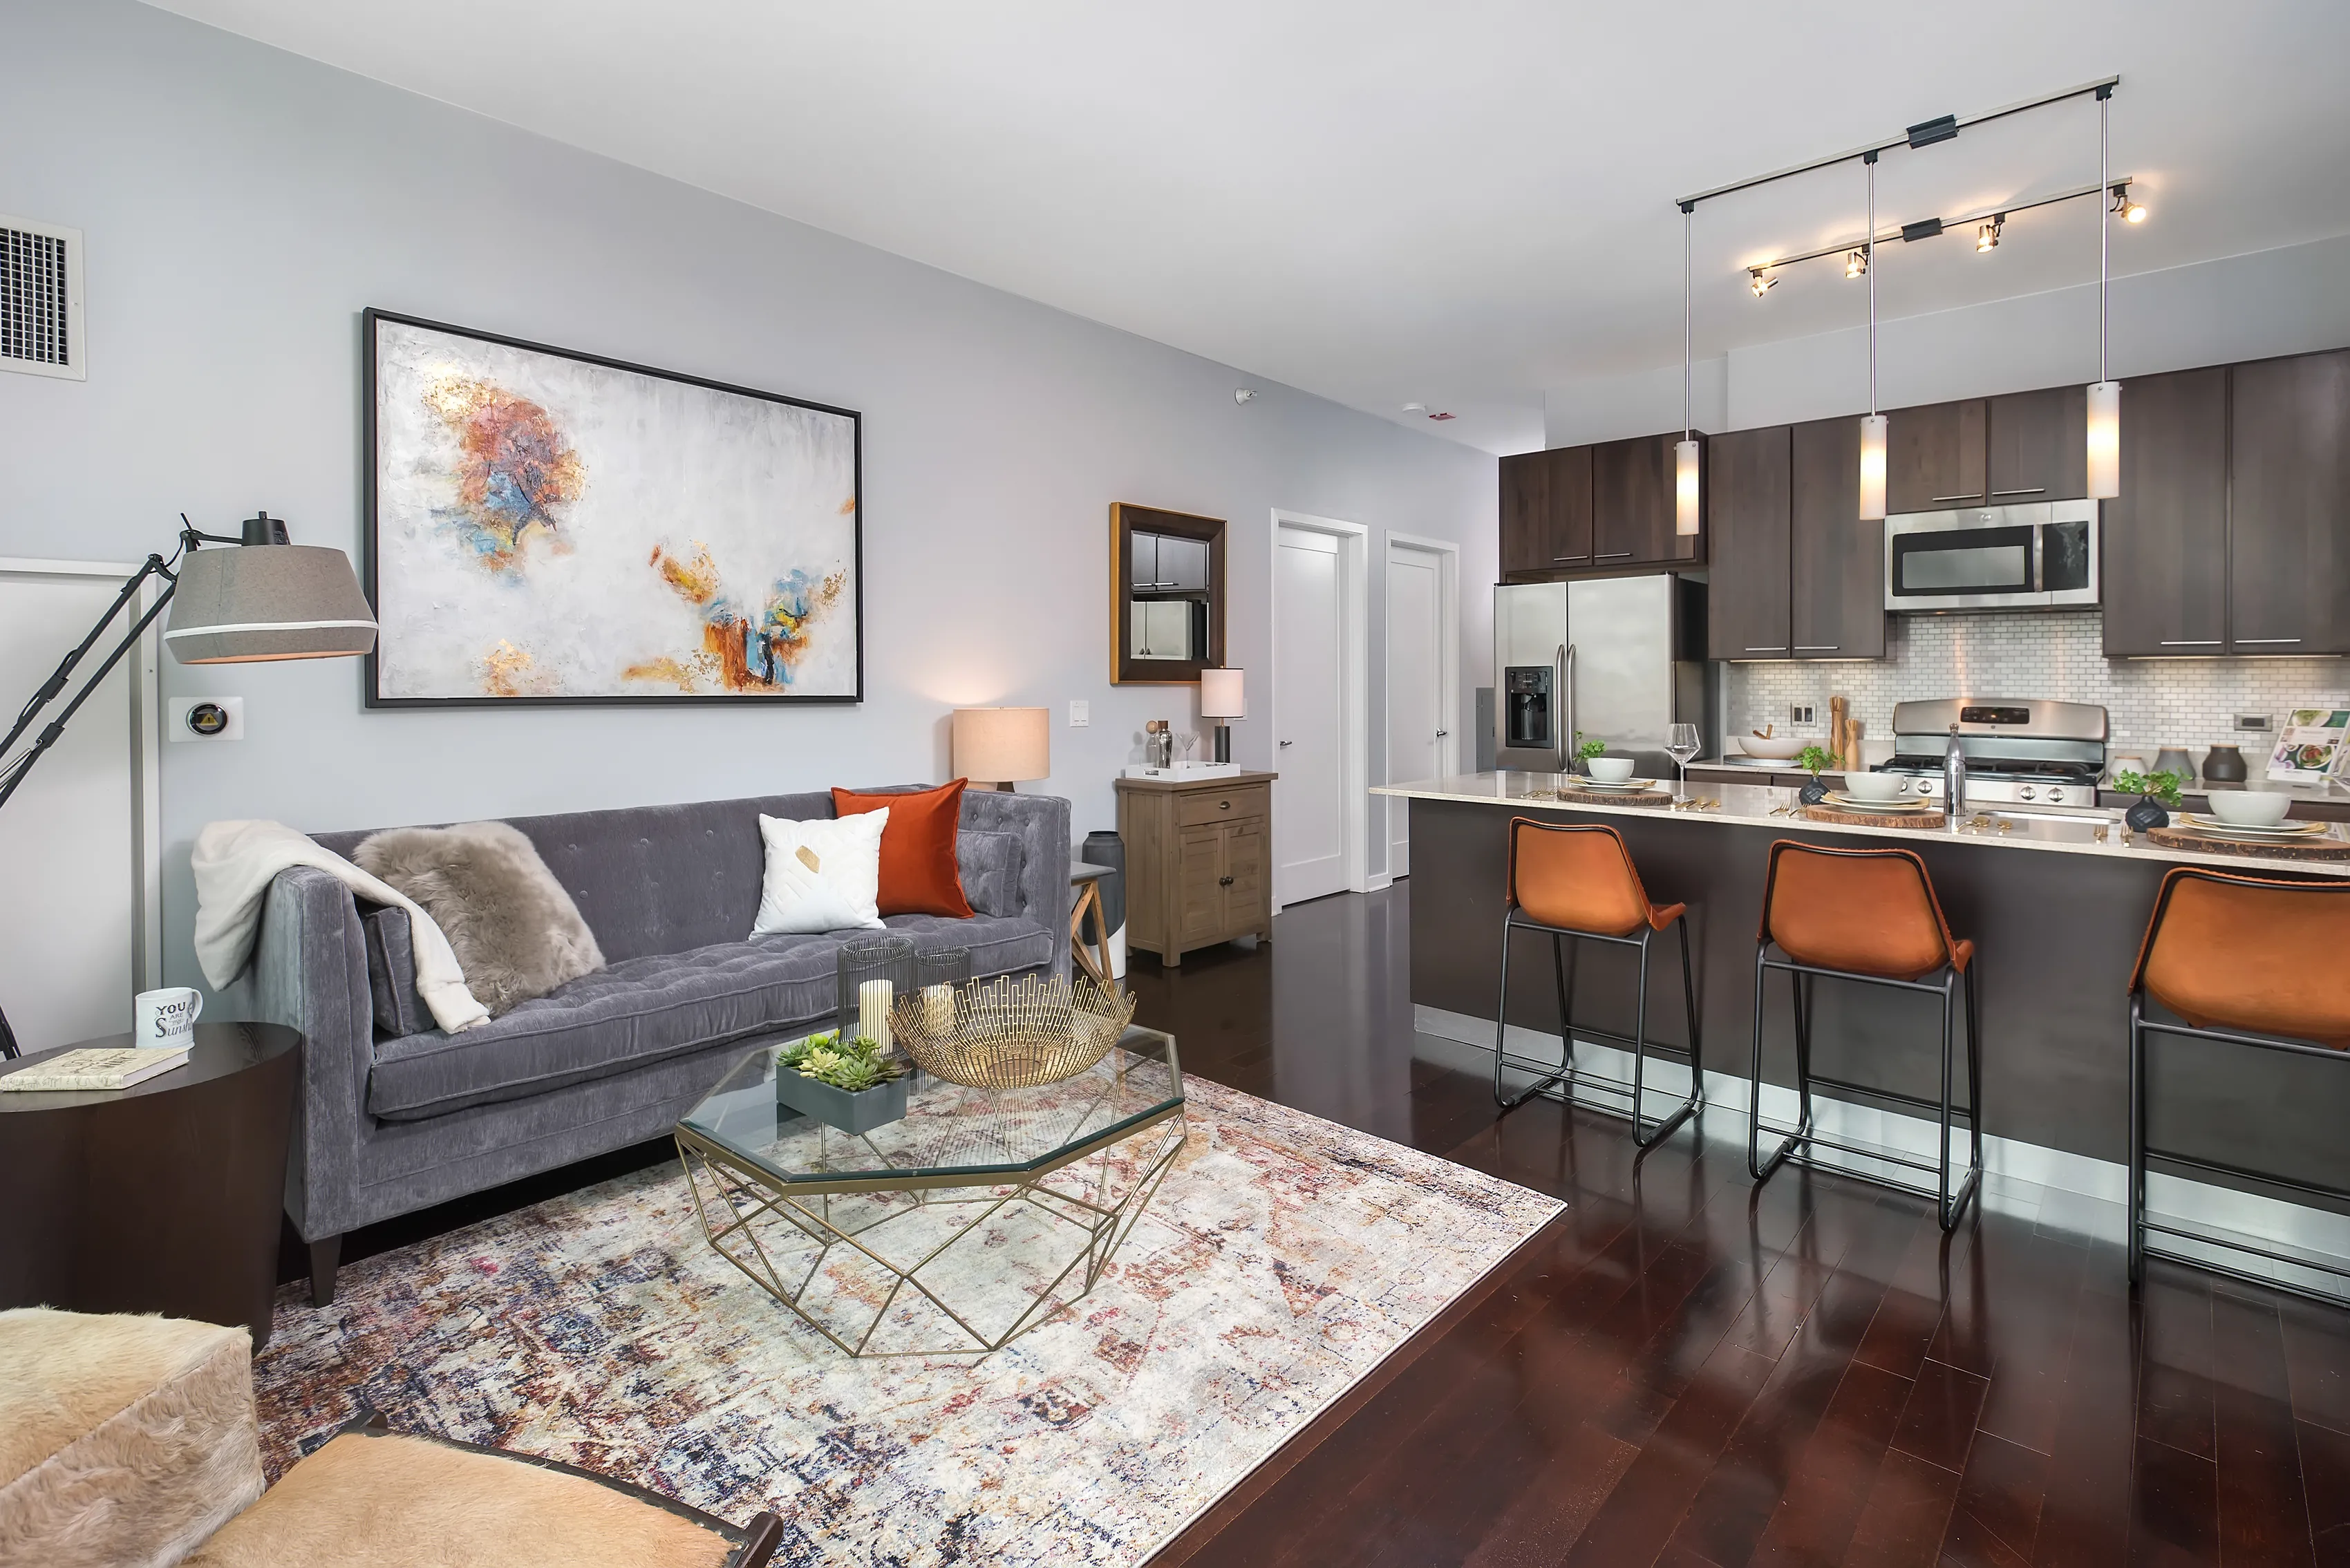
[1373,771,2350,878]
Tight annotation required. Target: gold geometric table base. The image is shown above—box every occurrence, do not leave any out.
[676,1103,1187,1358]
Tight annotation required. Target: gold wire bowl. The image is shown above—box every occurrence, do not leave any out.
[890,972,1138,1090]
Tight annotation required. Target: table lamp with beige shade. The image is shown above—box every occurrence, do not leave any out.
[1198,668,1244,764]
[952,706,1050,792]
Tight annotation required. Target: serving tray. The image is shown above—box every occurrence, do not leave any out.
[1801,804,1949,830]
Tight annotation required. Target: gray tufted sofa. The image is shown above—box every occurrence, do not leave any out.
[248,786,1071,1304]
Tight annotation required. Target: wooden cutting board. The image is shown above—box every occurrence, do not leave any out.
[1801,805,1948,830]
[2143,823,2350,860]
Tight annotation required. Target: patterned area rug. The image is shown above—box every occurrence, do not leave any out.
[253,1077,1561,1565]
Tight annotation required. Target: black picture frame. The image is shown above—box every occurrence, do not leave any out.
[361,307,863,708]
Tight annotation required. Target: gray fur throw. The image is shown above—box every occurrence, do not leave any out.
[353,822,604,1016]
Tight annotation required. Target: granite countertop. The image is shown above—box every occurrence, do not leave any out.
[1373,772,2350,877]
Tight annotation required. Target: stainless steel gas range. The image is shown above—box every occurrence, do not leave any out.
[1872,698,2110,813]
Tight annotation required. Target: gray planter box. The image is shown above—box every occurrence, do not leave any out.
[776,1066,909,1134]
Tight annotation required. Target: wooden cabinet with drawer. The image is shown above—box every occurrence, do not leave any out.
[1115,772,1276,967]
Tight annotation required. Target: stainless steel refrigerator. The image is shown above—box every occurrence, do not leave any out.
[1492,575,1713,775]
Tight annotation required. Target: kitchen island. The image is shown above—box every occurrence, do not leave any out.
[1376,772,2350,1207]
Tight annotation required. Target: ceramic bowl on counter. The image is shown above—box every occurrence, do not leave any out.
[1738,736,1807,760]
[1838,771,1908,802]
[2206,790,2293,827]
[1584,756,1637,783]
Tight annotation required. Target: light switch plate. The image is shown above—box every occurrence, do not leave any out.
[170,696,244,742]
[1069,699,1090,728]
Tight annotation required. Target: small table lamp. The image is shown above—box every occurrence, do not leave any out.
[952,706,1049,792]
[1198,668,1244,764]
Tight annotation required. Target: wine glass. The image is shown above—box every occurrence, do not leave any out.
[1665,723,1702,803]
[1175,730,1198,768]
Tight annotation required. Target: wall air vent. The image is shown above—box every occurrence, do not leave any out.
[1,215,86,381]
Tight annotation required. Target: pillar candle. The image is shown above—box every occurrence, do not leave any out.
[858,978,893,1052]
[923,983,954,1035]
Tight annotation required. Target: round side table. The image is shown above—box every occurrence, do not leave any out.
[0,1022,299,1350]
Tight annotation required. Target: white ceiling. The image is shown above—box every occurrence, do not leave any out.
[144,1,2350,453]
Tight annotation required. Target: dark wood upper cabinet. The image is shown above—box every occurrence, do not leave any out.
[1543,446,1594,567]
[1706,426,1792,661]
[1499,451,1549,576]
[1592,433,1700,567]
[1791,416,1886,659]
[2100,368,2228,657]
[1986,386,2089,502]
[1886,399,1987,513]
[2230,348,2350,654]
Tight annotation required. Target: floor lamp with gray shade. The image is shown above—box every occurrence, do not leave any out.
[0,513,377,1058]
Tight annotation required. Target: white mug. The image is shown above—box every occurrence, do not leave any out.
[134,987,203,1048]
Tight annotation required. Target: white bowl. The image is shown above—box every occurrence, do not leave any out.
[2206,790,2291,827]
[1584,756,1637,783]
[1839,771,1908,802]
[1740,736,1806,760]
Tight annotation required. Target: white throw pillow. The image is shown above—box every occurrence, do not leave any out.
[751,810,889,936]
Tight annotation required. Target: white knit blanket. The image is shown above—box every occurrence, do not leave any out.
[190,819,489,1034]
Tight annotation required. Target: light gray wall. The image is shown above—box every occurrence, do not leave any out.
[1546,231,2350,444]
[1,0,1496,990]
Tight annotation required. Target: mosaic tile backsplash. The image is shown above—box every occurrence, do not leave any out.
[1727,610,2349,759]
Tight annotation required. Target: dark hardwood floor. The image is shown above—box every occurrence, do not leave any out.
[292,880,2350,1566]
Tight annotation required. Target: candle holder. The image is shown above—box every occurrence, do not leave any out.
[836,935,916,1055]
[914,948,972,1041]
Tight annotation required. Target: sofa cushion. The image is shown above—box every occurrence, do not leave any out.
[359,905,427,1039]
[956,830,1026,919]
[834,781,974,918]
[367,916,1054,1121]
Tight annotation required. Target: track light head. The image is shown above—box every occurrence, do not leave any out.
[1749,267,1776,297]
[1976,216,2002,252]
[1844,248,1868,279]
[2111,184,2147,223]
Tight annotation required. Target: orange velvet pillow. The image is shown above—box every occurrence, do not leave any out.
[831,781,975,918]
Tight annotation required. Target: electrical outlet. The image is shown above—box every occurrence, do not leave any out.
[1069,699,1090,728]
[2235,714,2272,732]
[170,696,244,742]
[1790,703,1814,727]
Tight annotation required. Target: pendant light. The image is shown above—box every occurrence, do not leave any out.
[2085,84,2122,499]
[1858,152,1887,521]
[1675,203,1700,536]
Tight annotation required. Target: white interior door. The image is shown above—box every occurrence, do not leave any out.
[0,563,159,1055]
[1275,525,1347,904]
[1385,544,1445,876]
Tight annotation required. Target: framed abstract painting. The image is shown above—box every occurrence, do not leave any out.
[363,309,862,706]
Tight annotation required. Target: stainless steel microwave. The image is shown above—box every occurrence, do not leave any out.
[1883,499,2098,612]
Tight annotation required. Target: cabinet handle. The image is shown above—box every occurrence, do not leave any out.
[1596,551,1635,559]
[1928,493,1982,504]
[1219,875,1234,887]
[1219,800,1230,810]
[1794,645,1840,652]
[2236,637,2303,645]
[1552,554,1590,562]
[1744,645,1788,652]
[1991,487,2047,497]
[1436,729,1449,737]
[2159,639,2222,647]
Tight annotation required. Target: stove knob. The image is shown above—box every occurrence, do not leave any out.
[2020,786,2037,802]
[2046,787,2067,805]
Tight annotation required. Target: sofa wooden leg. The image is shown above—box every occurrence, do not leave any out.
[308,1235,341,1307]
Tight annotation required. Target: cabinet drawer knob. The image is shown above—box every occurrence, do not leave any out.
[1219,800,1230,810]
[1219,875,1234,887]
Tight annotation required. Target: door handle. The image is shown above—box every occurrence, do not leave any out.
[1435,730,1449,737]
[1794,645,1839,652]
[1595,551,1635,560]
[1928,493,1983,503]
[1279,739,1295,747]
[1991,487,2047,496]
[1553,554,1590,562]
[2235,637,2303,645]
[1745,646,1788,652]
[2160,639,2221,647]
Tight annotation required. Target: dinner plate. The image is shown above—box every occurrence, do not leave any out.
[1819,792,1938,813]
[1568,778,1666,793]
[2177,813,2329,838]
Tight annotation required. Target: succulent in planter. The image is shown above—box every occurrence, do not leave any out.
[2114,768,2184,831]
[776,1030,911,1133]
[1795,744,1833,806]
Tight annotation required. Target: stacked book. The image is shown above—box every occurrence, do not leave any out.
[1,1046,191,1092]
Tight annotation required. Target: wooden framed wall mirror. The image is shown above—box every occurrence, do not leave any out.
[1111,503,1225,684]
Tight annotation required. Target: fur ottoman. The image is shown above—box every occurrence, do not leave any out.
[0,1308,264,1568]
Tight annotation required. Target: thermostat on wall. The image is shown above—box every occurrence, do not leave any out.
[171,696,245,742]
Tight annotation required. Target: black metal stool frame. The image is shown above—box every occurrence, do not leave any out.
[2127,874,2350,1303]
[1493,902,1703,1150]
[1745,847,1983,1231]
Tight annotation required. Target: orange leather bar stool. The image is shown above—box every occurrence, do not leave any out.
[1494,818,1701,1148]
[1748,840,1982,1229]
[2129,867,2350,1298]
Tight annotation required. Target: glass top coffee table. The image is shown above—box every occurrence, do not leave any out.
[675,1023,1185,1357]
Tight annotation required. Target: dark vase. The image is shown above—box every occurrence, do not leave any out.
[2201,744,2248,784]
[1798,777,1830,805]
[2125,795,2171,832]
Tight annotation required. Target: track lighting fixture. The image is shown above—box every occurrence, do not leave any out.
[2110,183,2146,223]
[1859,154,1886,522]
[1749,267,1776,296]
[1677,205,1699,536]
[1976,216,2002,252]
[2089,89,2121,500]
[1844,248,1868,280]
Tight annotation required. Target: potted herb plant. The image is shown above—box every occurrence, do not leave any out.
[775,1030,910,1133]
[2114,768,2184,832]
[1796,744,1833,805]
[1572,730,1606,775]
